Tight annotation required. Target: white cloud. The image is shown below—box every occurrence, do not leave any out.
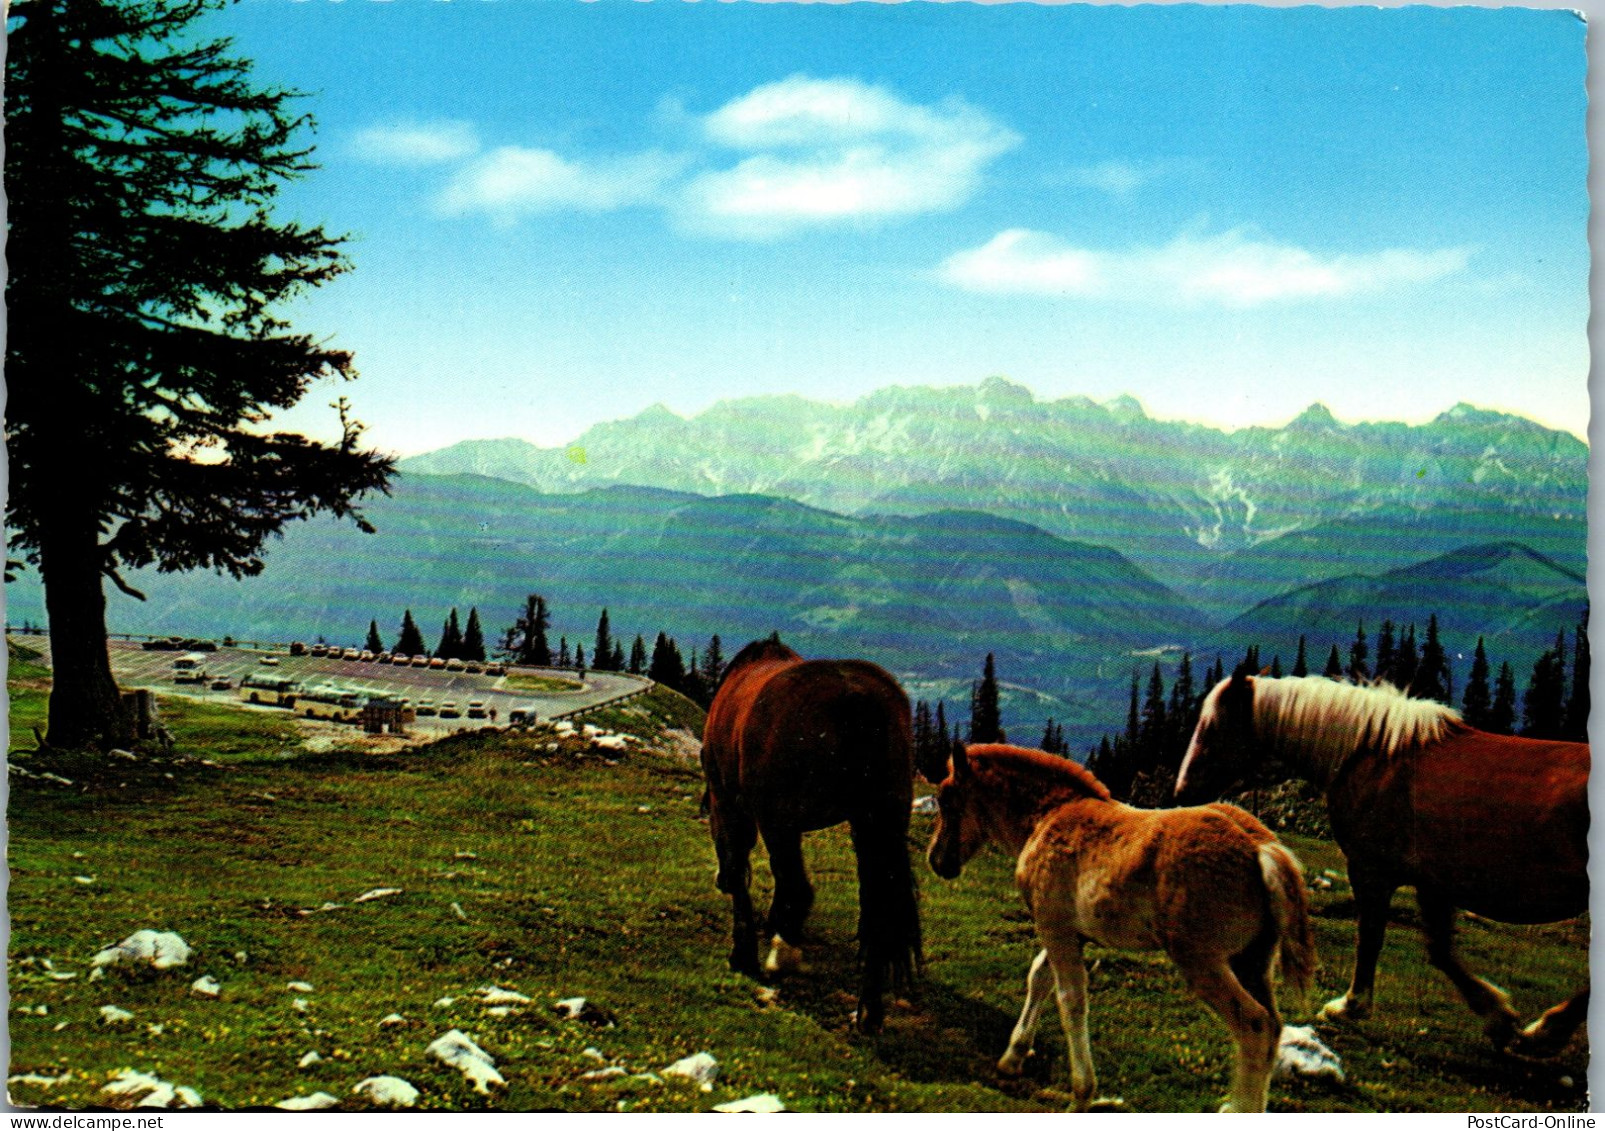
[940,228,1474,306]
[1065,160,1151,196]
[437,147,686,220]
[681,76,1019,238]
[352,121,480,166]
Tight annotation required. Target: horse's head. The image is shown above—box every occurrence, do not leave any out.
[1175,669,1258,804]
[720,637,801,685]
[927,742,987,880]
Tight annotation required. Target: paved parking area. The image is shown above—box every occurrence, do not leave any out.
[17,636,652,736]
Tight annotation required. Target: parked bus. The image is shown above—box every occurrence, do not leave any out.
[297,686,363,722]
[238,675,300,707]
[172,653,209,684]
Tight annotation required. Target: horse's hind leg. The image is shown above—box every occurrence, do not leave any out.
[762,826,812,975]
[1509,988,1589,1058]
[1041,935,1097,1112]
[1416,886,1520,1050]
[998,947,1055,1076]
[1321,869,1398,1024]
[711,801,761,977]
[1177,952,1277,1113]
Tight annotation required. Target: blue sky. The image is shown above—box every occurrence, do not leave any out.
[212,1,1589,456]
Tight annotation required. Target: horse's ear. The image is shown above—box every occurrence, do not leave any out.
[951,740,971,783]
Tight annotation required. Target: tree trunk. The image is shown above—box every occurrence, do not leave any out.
[38,517,132,751]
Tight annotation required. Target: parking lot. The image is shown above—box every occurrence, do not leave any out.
[19,635,653,736]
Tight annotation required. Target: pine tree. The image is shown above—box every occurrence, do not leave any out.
[593,609,614,673]
[1124,672,1141,751]
[1394,624,1419,691]
[1375,620,1397,684]
[914,701,935,773]
[934,701,951,759]
[1347,622,1369,682]
[611,641,625,672]
[395,610,426,657]
[1564,609,1590,743]
[1269,654,1283,678]
[1139,662,1168,772]
[436,608,463,660]
[628,634,648,676]
[1323,645,1345,679]
[1414,614,1451,704]
[575,643,586,675]
[1489,661,1518,735]
[682,648,709,706]
[648,632,687,692]
[501,595,552,667]
[462,608,487,662]
[969,653,1003,744]
[1041,717,1060,754]
[1522,631,1568,740]
[365,620,383,654]
[1291,636,1309,678]
[6,0,395,749]
[699,635,726,693]
[557,637,570,668]
[1462,637,1493,729]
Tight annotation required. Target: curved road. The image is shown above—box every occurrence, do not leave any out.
[22,637,653,737]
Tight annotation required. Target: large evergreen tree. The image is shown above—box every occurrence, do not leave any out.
[1375,620,1397,684]
[969,653,1004,744]
[628,634,648,676]
[1393,624,1419,691]
[461,607,487,663]
[1489,661,1518,735]
[699,635,726,693]
[593,609,614,673]
[394,610,426,658]
[1461,637,1493,730]
[1522,631,1568,739]
[1347,622,1369,682]
[6,0,394,749]
[1323,645,1345,680]
[1290,635,1309,678]
[648,632,687,692]
[1564,609,1590,743]
[501,594,552,666]
[364,620,383,654]
[1414,614,1452,704]
[436,608,463,660]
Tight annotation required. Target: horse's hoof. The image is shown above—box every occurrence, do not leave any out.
[1506,1018,1575,1059]
[997,1048,1033,1076]
[763,935,803,975]
[1319,994,1369,1023]
[852,1006,885,1035]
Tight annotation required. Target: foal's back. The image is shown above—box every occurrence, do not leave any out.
[1018,798,1278,958]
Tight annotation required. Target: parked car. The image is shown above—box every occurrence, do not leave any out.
[360,650,375,662]
[464,662,483,674]
[258,655,280,667]
[289,641,307,656]
[466,700,489,719]
[508,706,536,726]
[310,644,329,657]
[411,655,430,668]
[342,648,360,661]
[415,700,437,717]
[485,664,507,677]
[438,701,461,719]
[210,678,234,691]
[445,659,465,672]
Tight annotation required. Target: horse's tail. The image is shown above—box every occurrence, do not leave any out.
[844,688,923,995]
[1258,840,1316,997]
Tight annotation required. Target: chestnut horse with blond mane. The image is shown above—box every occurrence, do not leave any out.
[1176,672,1588,1056]
[928,743,1314,1113]
[701,638,921,1033]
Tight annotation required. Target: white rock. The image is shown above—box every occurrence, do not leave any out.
[580,1066,627,1082]
[433,997,456,1009]
[486,1006,513,1018]
[911,795,938,815]
[291,998,310,1013]
[99,1005,134,1025]
[275,1092,339,1111]
[478,985,532,1006]
[91,930,192,972]
[582,1047,607,1062]
[663,1052,719,1089]
[353,1075,420,1108]
[355,887,402,903]
[73,876,96,885]
[298,1051,322,1069]
[452,902,468,921]
[1276,1025,1345,1083]
[191,976,221,997]
[287,981,314,992]
[427,1029,505,1094]
[8,1073,71,1088]
[714,1093,786,1113]
[593,735,628,752]
[379,1013,407,1027]
[553,996,589,1019]
[47,971,77,982]
[101,1068,201,1109]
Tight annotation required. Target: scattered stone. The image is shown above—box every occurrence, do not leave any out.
[355,888,402,903]
[190,976,221,998]
[298,1051,322,1069]
[99,1006,134,1025]
[101,1068,201,1109]
[486,1006,513,1019]
[452,902,468,921]
[593,735,628,752]
[109,750,138,761]
[580,1066,627,1083]
[553,997,617,1027]
[91,930,192,973]
[478,985,532,1006]
[292,998,310,1013]
[8,1073,71,1089]
[275,1092,339,1111]
[663,1052,719,1090]
[755,986,781,1007]
[353,1075,420,1108]
[427,1029,505,1094]
[72,876,96,885]
[1276,1025,1345,1083]
[714,1093,786,1113]
[454,851,478,860]
[47,971,78,982]
[911,795,938,815]
[287,981,315,992]
[379,1013,407,1028]
[582,1047,607,1062]
[1561,1075,1576,1089]
[433,997,456,1009]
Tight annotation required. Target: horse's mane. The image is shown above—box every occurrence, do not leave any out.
[1251,675,1462,764]
[967,743,1112,804]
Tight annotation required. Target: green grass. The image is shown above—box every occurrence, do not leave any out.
[5,683,1588,1112]
[501,673,585,694]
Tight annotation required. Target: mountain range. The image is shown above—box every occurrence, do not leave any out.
[400,379,1588,623]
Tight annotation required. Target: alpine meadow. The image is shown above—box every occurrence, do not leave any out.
[5,0,1592,1117]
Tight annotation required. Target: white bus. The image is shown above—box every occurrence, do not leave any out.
[172,653,209,684]
[299,686,363,722]
[238,675,300,707]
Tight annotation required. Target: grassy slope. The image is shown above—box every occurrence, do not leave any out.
[5,678,1588,1112]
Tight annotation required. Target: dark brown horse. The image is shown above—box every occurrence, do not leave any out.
[1176,672,1588,1056]
[701,638,921,1032]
